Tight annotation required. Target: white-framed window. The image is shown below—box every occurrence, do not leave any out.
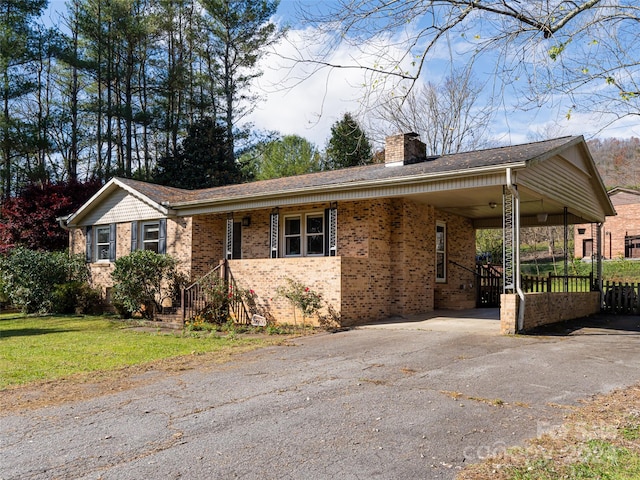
[141,221,160,253]
[284,216,302,256]
[131,219,166,254]
[306,214,324,256]
[283,213,325,257]
[95,226,111,261]
[436,221,446,282]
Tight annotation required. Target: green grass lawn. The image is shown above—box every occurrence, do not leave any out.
[521,258,640,283]
[0,313,278,389]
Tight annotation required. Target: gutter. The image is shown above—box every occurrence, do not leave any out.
[56,215,70,231]
[506,167,526,333]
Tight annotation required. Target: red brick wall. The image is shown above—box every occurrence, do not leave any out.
[70,218,191,294]
[434,211,476,309]
[574,198,640,259]
[229,257,342,326]
[191,214,225,279]
[224,198,455,325]
[70,197,476,325]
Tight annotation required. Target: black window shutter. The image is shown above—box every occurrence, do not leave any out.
[85,226,93,263]
[131,221,138,251]
[158,219,167,254]
[109,223,117,262]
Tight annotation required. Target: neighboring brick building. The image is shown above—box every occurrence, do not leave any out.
[64,134,614,328]
[575,187,640,260]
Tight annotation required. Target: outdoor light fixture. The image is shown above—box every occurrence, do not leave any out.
[488,202,497,209]
[578,228,586,235]
[537,213,548,223]
[242,216,251,227]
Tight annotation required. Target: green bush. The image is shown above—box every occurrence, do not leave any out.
[111,250,182,319]
[0,247,88,313]
[52,281,103,314]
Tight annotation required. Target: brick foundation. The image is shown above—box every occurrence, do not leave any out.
[228,257,342,326]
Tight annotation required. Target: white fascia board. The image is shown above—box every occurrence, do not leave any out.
[66,178,175,226]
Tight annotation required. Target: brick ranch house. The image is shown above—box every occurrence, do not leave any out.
[64,134,614,332]
[575,187,640,260]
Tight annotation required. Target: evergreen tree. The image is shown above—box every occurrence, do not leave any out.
[0,0,48,200]
[153,117,243,189]
[201,0,283,161]
[325,113,372,170]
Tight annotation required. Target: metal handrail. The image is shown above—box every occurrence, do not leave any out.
[181,260,251,325]
[181,263,222,323]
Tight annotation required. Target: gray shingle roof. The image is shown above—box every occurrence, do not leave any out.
[117,136,581,207]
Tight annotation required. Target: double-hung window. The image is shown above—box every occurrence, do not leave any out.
[87,223,116,262]
[95,226,111,261]
[284,216,302,256]
[284,214,325,257]
[142,222,160,253]
[131,219,166,254]
[306,214,324,255]
[436,222,446,282]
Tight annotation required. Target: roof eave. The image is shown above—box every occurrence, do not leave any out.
[168,162,527,211]
[66,178,175,227]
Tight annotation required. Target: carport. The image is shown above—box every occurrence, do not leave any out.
[407,135,615,333]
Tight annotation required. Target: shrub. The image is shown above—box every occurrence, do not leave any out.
[0,247,88,313]
[276,278,323,326]
[111,250,182,319]
[52,281,103,314]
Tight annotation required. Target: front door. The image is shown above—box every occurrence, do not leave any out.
[583,239,593,258]
[232,221,242,259]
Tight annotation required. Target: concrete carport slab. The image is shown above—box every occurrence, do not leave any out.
[360,308,500,334]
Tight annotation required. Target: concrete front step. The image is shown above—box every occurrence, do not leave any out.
[137,316,184,330]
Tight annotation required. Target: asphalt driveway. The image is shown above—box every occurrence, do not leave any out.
[2,313,640,479]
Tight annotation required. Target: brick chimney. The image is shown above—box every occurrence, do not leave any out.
[384,132,427,167]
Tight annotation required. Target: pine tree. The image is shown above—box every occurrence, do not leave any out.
[325,113,372,170]
[153,117,243,189]
[0,0,48,200]
[200,0,282,161]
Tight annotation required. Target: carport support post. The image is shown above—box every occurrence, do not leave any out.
[502,169,525,334]
[564,207,569,292]
[597,222,603,297]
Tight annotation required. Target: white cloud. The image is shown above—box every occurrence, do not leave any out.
[248,11,640,150]
[247,27,423,147]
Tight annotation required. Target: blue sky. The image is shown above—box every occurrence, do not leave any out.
[42,0,640,150]
[252,1,640,148]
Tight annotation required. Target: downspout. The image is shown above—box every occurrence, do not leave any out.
[506,168,525,332]
[57,215,70,231]
[56,215,73,259]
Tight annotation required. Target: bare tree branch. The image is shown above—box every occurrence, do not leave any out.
[289,0,640,132]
